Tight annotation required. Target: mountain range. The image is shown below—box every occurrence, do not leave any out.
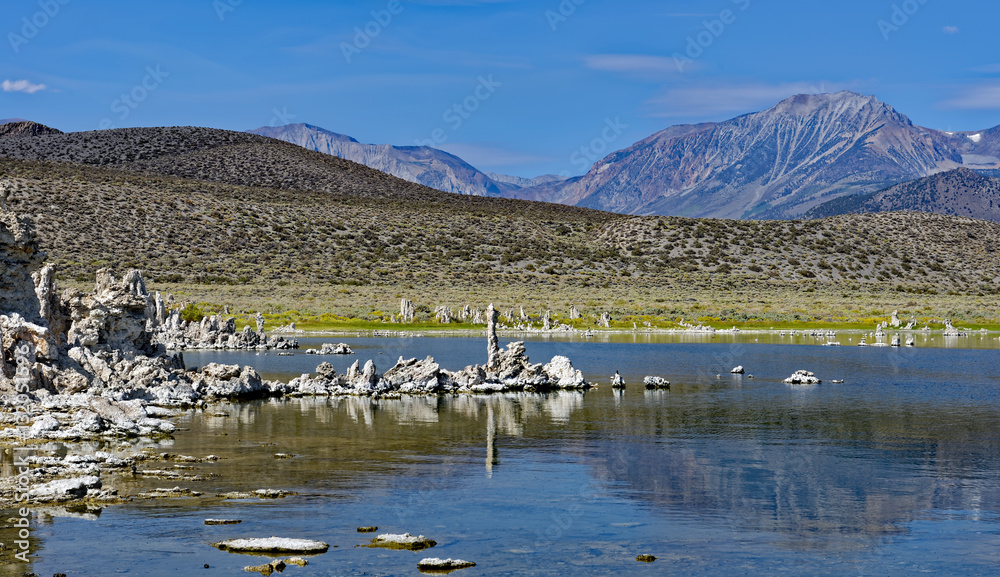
[6,91,1000,222]
[517,92,1000,219]
[248,123,566,197]
[251,92,1000,220]
[805,167,1000,221]
[1,120,998,298]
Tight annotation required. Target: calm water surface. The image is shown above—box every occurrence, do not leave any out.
[9,335,1000,575]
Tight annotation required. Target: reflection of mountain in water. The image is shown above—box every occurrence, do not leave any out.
[584,397,1000,549]
[166,387,1000,551]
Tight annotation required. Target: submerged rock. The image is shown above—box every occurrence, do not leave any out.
[244,560,285,576]
[369,532,437,551]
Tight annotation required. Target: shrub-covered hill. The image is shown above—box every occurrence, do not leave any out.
[2,155,999,297]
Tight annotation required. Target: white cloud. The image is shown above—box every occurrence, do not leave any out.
[943,26,960,34]
[2,79,46,94]
[941,83,1000,110]
[645,82,847,118]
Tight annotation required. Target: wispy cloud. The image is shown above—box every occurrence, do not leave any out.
[645,82,846,118]
[584,54,689,79]
[436,142,552,169]
[973,63,1000,73]
[941,83,1000,110]
[943,26,960,34]
[2,79,46,94]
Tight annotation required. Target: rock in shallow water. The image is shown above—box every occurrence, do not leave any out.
[417,557,476,571]
[784,370,821,384]
[27,476,102,501]
[642,376,669,389]
[368,532,437,551]
[212,537,329,554]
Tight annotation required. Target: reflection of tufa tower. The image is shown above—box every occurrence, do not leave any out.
[486,402,498,478]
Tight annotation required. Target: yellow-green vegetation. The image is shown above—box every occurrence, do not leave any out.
[2,127,999,332]
[56,279,997,333]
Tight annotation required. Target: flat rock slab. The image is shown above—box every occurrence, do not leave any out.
[205,519,242,525]
[369,532,437,551]
[213,537,329,554]
[418,557,476,571]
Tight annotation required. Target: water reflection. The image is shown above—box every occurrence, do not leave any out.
[9,337,1000,575]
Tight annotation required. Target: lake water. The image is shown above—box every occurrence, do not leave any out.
[7,335,1000,576]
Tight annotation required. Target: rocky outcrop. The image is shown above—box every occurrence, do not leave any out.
[0,120,63,138]
[305,343,353,355]
[643,376,669,389]
[285,305,588,397]
[399,298,415,323]
[784,370,821,385]
[0,203,311,444]
[0,197,45,324]
[435,306,452,323]
[153,311,297,350]
[486,304,500,372]
[63,269,161,356]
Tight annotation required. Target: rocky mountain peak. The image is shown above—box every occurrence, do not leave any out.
[0,121,63,138]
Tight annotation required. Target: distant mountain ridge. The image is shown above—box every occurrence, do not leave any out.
[518,92,1000,219]
[805,168,1000,221]
[0,120,61,137]
[249,123,564,198]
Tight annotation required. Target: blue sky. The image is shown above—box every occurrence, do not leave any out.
[2,0,999,178]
